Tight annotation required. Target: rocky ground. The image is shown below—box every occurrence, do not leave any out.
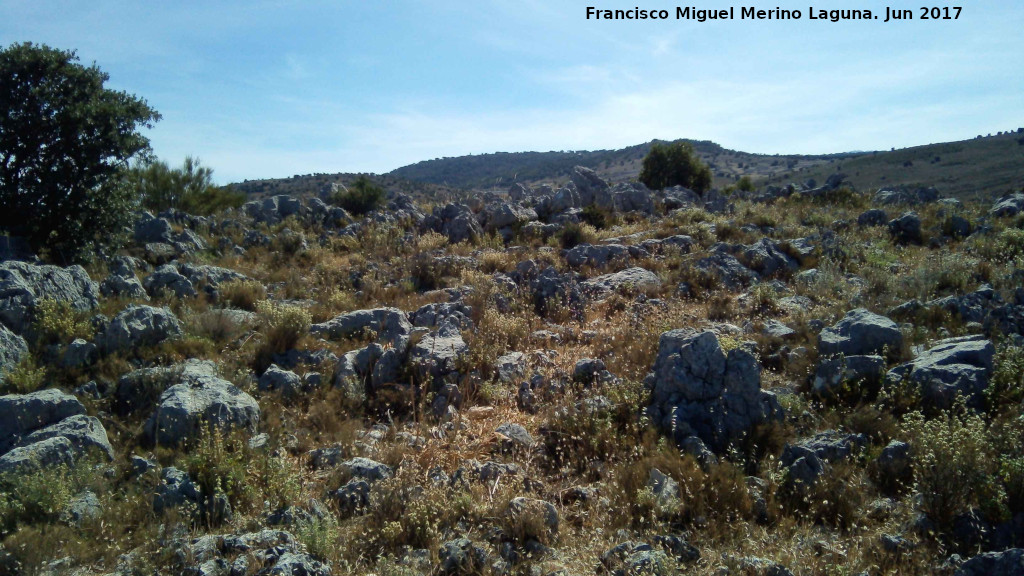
[2,167,1024,575]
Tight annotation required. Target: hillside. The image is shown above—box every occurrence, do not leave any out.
[765,130,1024,201]
[4,160,1024,574]
[388,140,854,191]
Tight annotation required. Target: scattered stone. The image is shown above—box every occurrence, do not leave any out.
[438,538,488,576]
[340,457,393,482]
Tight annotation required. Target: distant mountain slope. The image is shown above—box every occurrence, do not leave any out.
[765,131,1024,201]
[231,172,467,204]
[388,139,852,190]
[231,131,1023,204]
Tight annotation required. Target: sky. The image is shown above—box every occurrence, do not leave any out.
[1,1,1022,184]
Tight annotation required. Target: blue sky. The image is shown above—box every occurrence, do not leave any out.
[2,1,1022,183]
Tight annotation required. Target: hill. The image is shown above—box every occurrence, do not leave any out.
[388,139,854,191]
[765,130,1024,201]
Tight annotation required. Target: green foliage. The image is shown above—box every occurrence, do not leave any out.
[986,345,1024,412]
[0,356,47,394]
[581,203,614,229]
[639,141,712,193]
[32,298,93,345]
[901,407,1005,532]
[131,156,244,215]
[559,221,597,249]
[0,42,160,262]
[256,300,312,353]
[332,175,386,215]
[0,460,94,535]
[735,175,756,192]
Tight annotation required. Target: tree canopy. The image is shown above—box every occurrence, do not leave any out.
[638,141,713,194]
[0,42,160,261]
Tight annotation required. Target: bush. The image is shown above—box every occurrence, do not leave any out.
[0,460,95,535]
[332,175,385,215]
[638,141,712,193]
[901,407,1004,533]
[32,298,93,345]
[0,43,160,262]
[218,279,267,311]
[131,156,244,215]
[559,221,597,249]
[581,203,614,229]
[256,300,311,353]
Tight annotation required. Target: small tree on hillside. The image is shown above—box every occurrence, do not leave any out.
[0,43,160,262]
[638,141,712,194]
[132,156,244,215]
[332,175,386,215]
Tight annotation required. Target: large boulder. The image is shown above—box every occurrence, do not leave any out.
[888,211,923,245]
[737,238,800,277]
[143,264,197,298]
[610,182,655,213]
[644,330,783,452]
[818,308,902,358]
[885,335,994,409]
[956,548,1024,576]
[991,192,1024,218]
[423,204,483,244]
[780,431,866,490]
[0,389,113,474]
[874,186,939,206]
[97,305,184,354]
[565,243,633,268]
[310,307,412,350]
[0,324,28,383]
[410,321,468,386]
[484,203,537,231]
[143,361,260,446]
[0,261,100,335]
[694,250,759,290]
[133,214,174,244]
[582,267,662,297]
[570,165,613,208]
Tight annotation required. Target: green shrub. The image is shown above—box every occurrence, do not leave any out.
[0,356,47,394]
[256,300,311,354]
[581,203,614,229]
[332,175,385,215]
[0,460,95,535]
[986,345,1024,412]
[639,141,712,193]
[559,221,597,249]
[32,297,93,345]
[901,407,1005,532]
[132,156,244,216]
[0,42,160,263]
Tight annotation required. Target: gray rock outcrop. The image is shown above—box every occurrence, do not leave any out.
[97,305,184,354]
[818,308,902,358]
[0,389,113,474]
[143,360,260,446]
[0,261,100,335]
[644,330,783,452]
[885,335,994,409]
